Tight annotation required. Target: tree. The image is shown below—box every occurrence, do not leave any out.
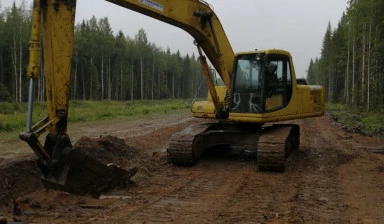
[134,28,150,100]
[0,2,30,102]
[0,4,205,102]
[308,0,384,111]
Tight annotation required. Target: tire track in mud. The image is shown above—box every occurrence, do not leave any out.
[110,157,298,223]
[288,117,352,223]
[214,173,291,223]
[113,159,248,223]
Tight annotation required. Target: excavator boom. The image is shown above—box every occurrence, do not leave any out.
[107,0,235,116]
[107,0,234,89]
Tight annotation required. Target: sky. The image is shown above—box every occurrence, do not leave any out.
[2,0,348,78]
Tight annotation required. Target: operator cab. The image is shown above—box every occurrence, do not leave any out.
[230,52,293,114]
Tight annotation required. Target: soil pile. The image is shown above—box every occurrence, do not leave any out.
[0,135,168,206]
[0,156,42,206]
[73,135,138,169]
[73,135,168,174]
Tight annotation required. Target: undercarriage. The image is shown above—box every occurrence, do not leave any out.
[167,122,300,171]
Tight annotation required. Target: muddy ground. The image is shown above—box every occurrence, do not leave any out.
[0,112,384,223]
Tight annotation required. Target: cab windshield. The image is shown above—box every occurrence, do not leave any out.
[230,53,293,114]
[234,56,262,92]
[231,54,264,113]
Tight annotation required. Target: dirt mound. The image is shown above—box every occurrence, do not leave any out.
[73,135,137,169]
[0,136,168,206]
[73,135,168,174]
[0,156,43,206]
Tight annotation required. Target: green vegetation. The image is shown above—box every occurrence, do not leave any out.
[0,3,207,103]
[307,0,384,112]
[0,3,207,138]
[310,0,384,141]
[326,103,384,139]
[0,99,191,133]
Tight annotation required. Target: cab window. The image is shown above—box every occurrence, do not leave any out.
[265,55,293,112]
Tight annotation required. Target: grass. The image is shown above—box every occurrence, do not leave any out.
[3,101,383,140]
[326,103,384,139]
[0,99,192,134]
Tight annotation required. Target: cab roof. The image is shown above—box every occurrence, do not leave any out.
[235,49,291,57]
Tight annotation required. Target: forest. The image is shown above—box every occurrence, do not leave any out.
[2,0,384,113]
[307,0,384,112]
[0,2,207,103]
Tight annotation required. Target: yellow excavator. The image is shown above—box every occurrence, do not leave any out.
[20,0,324,195]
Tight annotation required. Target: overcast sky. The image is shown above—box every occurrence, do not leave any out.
[2,0,348,78]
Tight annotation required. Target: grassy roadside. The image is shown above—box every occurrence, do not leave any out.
[326,103,384,140]
[0,99,192,135]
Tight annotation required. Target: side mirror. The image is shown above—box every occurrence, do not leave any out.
[267,63,277,76]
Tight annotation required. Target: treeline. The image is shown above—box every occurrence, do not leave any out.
[0,2,207,103]
[307,0,384,111]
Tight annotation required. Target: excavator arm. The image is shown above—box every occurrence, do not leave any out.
[107,0,234,88]
[20,0,236,194]
[21,0,132,195]
[107,0,235,115]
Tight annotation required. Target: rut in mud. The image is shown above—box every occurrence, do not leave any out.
[0,113,384,223]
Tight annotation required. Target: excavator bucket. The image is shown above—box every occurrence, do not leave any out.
[38,148,137,195]
[22,133,137,195]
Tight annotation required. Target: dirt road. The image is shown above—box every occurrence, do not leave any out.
[1,113,384,223]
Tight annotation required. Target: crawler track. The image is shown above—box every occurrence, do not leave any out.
[257,124,300,171]
[169,122,300,171]
[167,123,212,166]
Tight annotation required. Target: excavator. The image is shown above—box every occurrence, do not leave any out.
[20,0,324,195]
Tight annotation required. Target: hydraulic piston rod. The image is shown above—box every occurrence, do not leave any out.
[25,0,41,131]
